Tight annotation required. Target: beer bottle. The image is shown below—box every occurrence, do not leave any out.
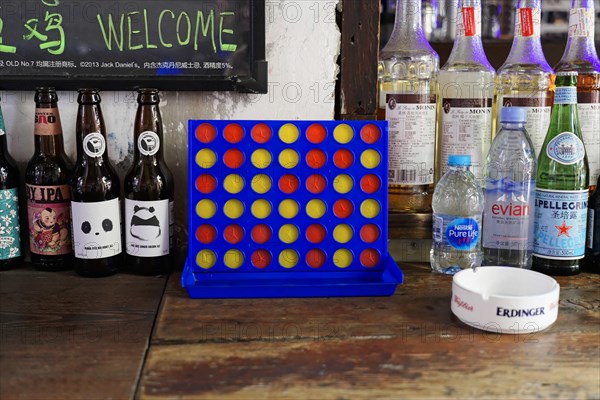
[124,89,174,275]
[0,101,22,270]
[532,72,589,275]
[25,88,73,270]
[70,89,122,277]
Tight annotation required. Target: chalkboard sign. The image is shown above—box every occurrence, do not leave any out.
[0,0,267,93]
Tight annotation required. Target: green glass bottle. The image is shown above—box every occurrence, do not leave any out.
[532,72,589,275]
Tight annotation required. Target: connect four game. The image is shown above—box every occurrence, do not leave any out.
[182,120,403,298]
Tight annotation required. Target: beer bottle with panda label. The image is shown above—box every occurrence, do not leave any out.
[124,88,174,275]
[70,89,122,277]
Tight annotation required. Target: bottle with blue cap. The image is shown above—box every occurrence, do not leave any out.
[483,107,537,268]
[430,154,484,274]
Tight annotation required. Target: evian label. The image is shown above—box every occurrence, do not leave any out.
[569,8,595,37]
[138,131,160,156]
[83,132,106,158]
[546,132,585,165]
[515,8,541,38]
[34,108,62,136]
[458,6,481,37]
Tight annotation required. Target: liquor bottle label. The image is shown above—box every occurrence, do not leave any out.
[501,98,552,157]
[546,132,585,165]
[440,98,493,181]
[483,180,535,251]
[386,93,436,185]
[554,86,577,104]
[587,208,595,249]
[533,189,588,260]
[83,132,106,158]
[433,214,481,251]
[71,198,122,260]
[26,184,72,255]
[125,199,170,257]
[515,8,541,38]
[577,92,600,185]
[34,108,62,136]
[569,8,595,38]
[0,188,21,260]
[138,131,160,156]
[458,6,481,37]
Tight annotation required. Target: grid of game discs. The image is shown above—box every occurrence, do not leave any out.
[182,120,403,298]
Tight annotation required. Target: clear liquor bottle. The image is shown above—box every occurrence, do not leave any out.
[437,0,495,185]
[555,0,600,193]
[378,0,439,212]
[495,0,554,157]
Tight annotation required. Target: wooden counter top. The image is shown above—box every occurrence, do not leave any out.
[1,262,598,399]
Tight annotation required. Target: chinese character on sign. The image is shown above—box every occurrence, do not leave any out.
[23,11,65,55]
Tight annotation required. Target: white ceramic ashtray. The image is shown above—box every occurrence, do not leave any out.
[451,267,560,334]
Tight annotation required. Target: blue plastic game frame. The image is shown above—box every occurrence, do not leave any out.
[182,120,403,298]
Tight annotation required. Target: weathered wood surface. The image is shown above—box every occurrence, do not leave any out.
[139,263,600,399]
[0,264,167,400]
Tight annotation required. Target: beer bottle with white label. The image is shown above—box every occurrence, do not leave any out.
[70,89,122,277]
[124,89,174,275]
[25,88,73,271]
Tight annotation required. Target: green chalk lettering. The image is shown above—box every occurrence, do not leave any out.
[97,13,124,51]
[143,9,157,49]
[176,12,191,46]
[128,11,143,50]
[219,12,237,52]
[158,9,174,48]
[195,10,215,52]
[0,18,17,54]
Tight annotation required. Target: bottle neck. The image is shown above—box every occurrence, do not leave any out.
[382,0,429,52]
[503,2,551,70]
[559,1,599,69]
[446,3,491,68]
[34,103,65,157]
[134,103,164,163]
[500,122,526,130]
[76,102,108,165]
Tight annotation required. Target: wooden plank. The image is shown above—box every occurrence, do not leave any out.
[0,264,167,400]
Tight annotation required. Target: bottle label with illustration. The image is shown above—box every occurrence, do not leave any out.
[458,6,481,37]
[138,131,160,156]
[125,199,170,257]
[502,98,552,157]
[26,184,72,255]
[569,8,595,37]
[433,214,481,251]
[71,198,122,260]
[533,189,588,259]
[554,86,578,104]
[440,98,493,180]
[34,107,62,136]
[0,188,21,260]
[515,8,541,37]
[546,132,585,165]
[83,132,106,158]
[483,180,535,251]
[386,93,436,185]
[577,92,600,185]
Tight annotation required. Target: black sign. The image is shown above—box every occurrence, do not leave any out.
[0,0,267,92]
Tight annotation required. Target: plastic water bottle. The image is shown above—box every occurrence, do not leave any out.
[483,107,537,268]
[431,155,484,274]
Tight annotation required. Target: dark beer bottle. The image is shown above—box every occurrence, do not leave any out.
[25,88,73,270]
[0,101,22,270]
[124,89,174,275]
[70,89,122,277]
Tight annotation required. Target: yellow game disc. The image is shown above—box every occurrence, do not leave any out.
[360,149,381,169]
[251,149,272,169]
[278,224,299,244]
[224,249,244,269]
[278,123,300,144]
[333,249,353,268]
[196,199,217,219]
[195,149,217,168]
[333,224,353,244]
[196,249,217,269]
[251,199,272,219]
[278,199,299,219]
[223,199,244,219]
[278,149,299,169]
[360,199,381,219]
[251,174,272,194]
[333,124,354,144]
[333,174,353,194]
[306,199,326,219]
[279,249,299,268]
[223,174,244,194]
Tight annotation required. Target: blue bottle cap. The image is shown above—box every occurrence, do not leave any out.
[500,107,528,123]
[448,154,471,167]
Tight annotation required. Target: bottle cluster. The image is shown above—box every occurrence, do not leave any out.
[0,88,174,277]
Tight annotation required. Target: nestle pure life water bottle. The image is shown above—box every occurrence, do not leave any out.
[431,155,484,274]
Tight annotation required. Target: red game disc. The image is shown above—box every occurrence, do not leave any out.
[333,149,354,169]
[360,224,380,243]
[251,123,272,144]
[196,224,217,244]
[195,174,217,194]
[306,249,326,269]
[306,174,327,194]
[251,249,272,269]
[195,123,217,143]
[306,123,327,144]
[333,199,353,219]
[223,123,245,143]
[306,224,326,244]
[223,149,245,169]
[305,149,327,169]
[223,224,244,244]
[251,224,272,244]
[360,124,381,144]
[279,174,300,194]
[360,248,380,268]
[360,174,381,194]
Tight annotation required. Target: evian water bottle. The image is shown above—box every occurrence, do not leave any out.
[431,155,484,274]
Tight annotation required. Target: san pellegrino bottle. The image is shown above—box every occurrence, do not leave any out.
[495,0,554,156]
[124,89,174,275]
[25,88,73,271]
[437,0,495,184]
[555,0,600,192]
[585,176,599,272]
[0,101,22,270]
[378,0,439,212]
[70,89,122,277]
[533,72,589,276]
[483,107,536,268]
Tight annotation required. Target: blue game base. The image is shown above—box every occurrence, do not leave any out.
[181,255,403,298]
